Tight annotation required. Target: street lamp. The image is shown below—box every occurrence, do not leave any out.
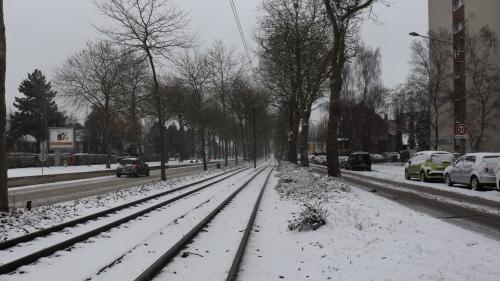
[409,31,466,155]
[409,32,454,46]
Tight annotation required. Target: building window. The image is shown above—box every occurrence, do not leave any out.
[453,0,464,11]
[453,21,464,33]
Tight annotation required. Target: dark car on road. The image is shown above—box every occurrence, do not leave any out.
[345,152,371,171]
[116,158,150,177]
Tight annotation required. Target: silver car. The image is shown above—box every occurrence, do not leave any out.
[444,153,500,190]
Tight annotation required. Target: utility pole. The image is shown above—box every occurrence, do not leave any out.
[253,108,256,169]
[0,0,7,212]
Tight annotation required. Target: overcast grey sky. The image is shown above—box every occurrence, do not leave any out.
[4,0,427,114]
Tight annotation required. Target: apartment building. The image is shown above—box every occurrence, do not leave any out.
[428,0,500,152]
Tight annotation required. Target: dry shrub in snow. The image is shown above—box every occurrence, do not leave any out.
[275,165,350,203]
[276,164,350,231]
[288,202,328,231]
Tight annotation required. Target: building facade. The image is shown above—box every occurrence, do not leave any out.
[428,0,500,153]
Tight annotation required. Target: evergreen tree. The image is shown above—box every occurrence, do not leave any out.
[9,69,65,149]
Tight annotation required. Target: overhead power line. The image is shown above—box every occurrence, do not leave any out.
[228,0,252,64]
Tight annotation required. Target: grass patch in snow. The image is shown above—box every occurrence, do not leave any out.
[288,202,328,231]
[276,164,350,231]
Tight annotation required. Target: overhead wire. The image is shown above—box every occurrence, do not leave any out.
[228,0,253,65]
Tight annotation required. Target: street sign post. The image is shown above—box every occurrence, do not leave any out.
[39,142,48,175]
[454,123,468,140]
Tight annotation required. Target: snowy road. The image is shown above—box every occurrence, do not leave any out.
[311,164,500,241]
[0,164,275,280]
[7,161,237,208]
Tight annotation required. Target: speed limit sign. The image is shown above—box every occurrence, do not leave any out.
[455,123,468,139]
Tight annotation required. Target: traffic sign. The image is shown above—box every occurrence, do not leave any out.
[454,123,468,139]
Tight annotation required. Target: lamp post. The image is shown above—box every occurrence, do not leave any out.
[409,31,466,155]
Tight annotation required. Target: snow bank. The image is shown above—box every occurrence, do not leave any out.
[241,166,500,280]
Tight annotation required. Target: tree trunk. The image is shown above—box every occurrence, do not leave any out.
[434,115,439,151]
[326,32,344,177]
[0,0,8,211]
[104,100,112,169]
[178,115,184,162]
[200,124,207,171]
[287,124,299,163]
[131,97,143,158]
[240,119,247,161]
[146,51,166,180]
[299,110,312,166]
[224,138,228,167]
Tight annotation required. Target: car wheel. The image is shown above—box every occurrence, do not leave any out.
[470,176,481,191]
[116,173,121,178]
[146,170,150,177]
[405,169,411,180]
[134,172,139,178]
[420,171,427,182]
[445,174,453,187]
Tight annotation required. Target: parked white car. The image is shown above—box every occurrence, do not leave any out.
[444,153,500,190]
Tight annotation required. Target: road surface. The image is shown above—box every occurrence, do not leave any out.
[8,162,237,208]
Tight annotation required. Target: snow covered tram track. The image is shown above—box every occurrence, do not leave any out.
[132,166,275,281]
[0,164,260,276]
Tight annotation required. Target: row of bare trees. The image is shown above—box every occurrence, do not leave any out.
[258,0,332,167]
[259,0,381,175]
[54,0,269,182]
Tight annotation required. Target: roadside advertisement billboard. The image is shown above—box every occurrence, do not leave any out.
[49,127,75,150]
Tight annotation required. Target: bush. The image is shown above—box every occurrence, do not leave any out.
[288,202,328,231]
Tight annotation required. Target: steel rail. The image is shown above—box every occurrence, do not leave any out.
[134,165,271,281]
[0,164,262,275]
[225,166,275,281]
[0,164,252,251]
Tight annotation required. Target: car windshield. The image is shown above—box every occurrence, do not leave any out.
[355,154,370,161]
[120,159,140,165]
[430,153,454,164]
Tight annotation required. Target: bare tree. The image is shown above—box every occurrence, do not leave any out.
[176,49,210,171]
[96,0,193,180]
[353,44,387,151]
[115,54,151,157]
[465,26,500,151]
[322,0,379,177]
[55,41,127,168]
[207,40,239,167]
[408,29,453,150]
[0,0,7,211]
[258,0,331,166]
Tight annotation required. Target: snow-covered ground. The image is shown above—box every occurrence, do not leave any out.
[3,163,500,280]
[350,163,500,203]
[0,168,226,241]
[240,164,500,280]
[0,165,263,280]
